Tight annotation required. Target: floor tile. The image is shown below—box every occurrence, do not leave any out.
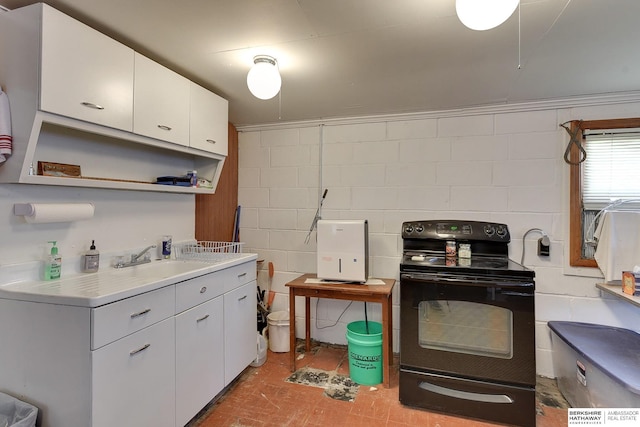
[190,340,569,427]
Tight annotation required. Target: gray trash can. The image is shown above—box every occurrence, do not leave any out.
[0,392,38,427]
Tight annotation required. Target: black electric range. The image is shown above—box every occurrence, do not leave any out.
[399,220,536,427]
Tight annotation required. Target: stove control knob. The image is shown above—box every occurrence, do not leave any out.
[484,224,495,236]
[415,224,424,233]
[496,225,507,237]
[405,225,414,234]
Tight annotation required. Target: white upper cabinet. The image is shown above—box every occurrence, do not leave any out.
[133,53,190,146]
[40,5,134,132]
[0,3,228,194]
[190,82,228,156]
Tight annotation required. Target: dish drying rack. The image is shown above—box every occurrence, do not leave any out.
[175,241,244,262]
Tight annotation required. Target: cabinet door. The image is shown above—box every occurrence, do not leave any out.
[224,281,257,386]
[190,83,228,156]
[92,318,175,427]
[175,296,224,427]
[40,4,134,131]
[134,53,190,146]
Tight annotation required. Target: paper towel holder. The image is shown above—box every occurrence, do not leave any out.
[14,203,95,223]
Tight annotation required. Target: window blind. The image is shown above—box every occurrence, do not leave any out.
[583,131,640,209]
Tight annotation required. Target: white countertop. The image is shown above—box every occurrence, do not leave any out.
[0,254,257,308]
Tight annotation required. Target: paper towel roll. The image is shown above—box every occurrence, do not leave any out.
[15,203,95,223]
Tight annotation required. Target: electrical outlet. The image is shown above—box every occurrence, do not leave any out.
[537,237,550,257]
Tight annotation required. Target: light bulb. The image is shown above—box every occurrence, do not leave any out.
[456,0,519,31]
[247,56,281,100]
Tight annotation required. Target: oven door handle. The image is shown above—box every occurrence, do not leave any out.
[401,273,533,289]
[418,381,514,404]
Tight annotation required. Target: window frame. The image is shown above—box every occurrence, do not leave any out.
[569,117,640,267]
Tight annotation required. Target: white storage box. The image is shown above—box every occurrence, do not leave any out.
[548,321,640,408]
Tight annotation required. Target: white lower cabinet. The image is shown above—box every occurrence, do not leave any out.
[0,259,257,427]
[224,281,257,386]
[92,317,176,427]
[175,296,224,427]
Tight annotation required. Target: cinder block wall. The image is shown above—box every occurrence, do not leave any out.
[237,98,640,378]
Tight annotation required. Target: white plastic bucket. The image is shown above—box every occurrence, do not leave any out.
[267,311,290,352]
[250,332,268,367]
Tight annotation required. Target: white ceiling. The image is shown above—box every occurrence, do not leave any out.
[2,0,640,127]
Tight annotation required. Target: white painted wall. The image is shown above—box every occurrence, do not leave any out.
[0,184,194,270]
[238,96,640,379]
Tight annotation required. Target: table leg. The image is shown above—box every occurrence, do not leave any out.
[305,297,311,352]
[381,297,391,388]
[289,288,296,372]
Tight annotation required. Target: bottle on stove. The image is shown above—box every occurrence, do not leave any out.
[445,240,456,257]
[458,243,471,258]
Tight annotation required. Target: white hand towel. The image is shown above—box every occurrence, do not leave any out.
[594,210,640,283]
[0,88,13,164]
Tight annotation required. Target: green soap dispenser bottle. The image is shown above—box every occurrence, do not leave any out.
[44,241,62,280]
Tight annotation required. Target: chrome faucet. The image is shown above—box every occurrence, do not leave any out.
[114,245,157,268]
[131,245,157,263]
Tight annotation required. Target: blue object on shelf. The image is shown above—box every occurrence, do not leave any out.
[155,176,191,186]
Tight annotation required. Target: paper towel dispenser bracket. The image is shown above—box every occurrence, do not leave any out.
[14,203,37,217]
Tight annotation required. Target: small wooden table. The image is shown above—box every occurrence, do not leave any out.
[285,273,395,388]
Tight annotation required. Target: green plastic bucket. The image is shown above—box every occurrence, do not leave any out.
[346,321,383,385]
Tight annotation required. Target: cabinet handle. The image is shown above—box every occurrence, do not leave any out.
[81,101,104,110]
[238,272,247,278]
[206,139,216,144]
[130,308,151,318]
[196,314,210,322]
[129,343,151,356]
[157,124,172,131]
[238,295,247,301]
[200,286,207,294]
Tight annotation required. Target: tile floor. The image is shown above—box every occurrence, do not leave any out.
[190,341,569,427]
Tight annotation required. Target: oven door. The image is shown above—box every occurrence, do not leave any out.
[400,271,535,387]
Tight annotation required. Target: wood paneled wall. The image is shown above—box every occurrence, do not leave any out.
[195,123,238,242]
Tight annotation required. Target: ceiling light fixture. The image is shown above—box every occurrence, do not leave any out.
[456,0,519,31]
[247,55,281,100]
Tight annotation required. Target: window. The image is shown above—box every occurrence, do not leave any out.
[568,118,640,267]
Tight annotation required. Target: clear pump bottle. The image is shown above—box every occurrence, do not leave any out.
[82,240,100,273]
